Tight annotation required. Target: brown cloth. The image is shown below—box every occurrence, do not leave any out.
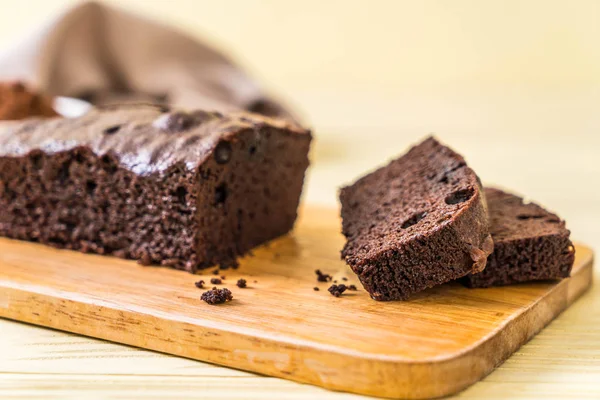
[0,1,296,120]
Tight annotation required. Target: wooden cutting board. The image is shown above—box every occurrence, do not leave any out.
[0,207,593,399]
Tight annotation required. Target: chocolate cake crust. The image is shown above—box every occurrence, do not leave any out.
[340,137,493,301]
[0,105,311,271]
[462,188,575,288]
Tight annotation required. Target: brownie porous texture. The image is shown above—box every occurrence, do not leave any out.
[0,81,57,120]
[201,288,233,305]
[462,188,575,288]
[0,104,311,271]
[340,137,493,301]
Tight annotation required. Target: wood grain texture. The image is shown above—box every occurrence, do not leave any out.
[0,207,593,399]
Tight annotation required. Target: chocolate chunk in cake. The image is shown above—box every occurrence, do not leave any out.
[210,278,222,285]
[328,284,347,297]
[0,105,311,271]
[340,137,493,301]
[462,188,575,288]
[201,287,233,305]
[236,278,247,288]
[0,81,58,120]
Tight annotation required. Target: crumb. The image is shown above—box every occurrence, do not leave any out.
[348,284,358,291]
[315,269,332,282]
[328,284,347,297]
[221,275,226,280]
[201,288,233,305]
[212,269,219,275]
[194,280,205,289]
[210,278,222,284]
[333,280,338,283]
[313,287,319,291]
[342,277,348,281]
[237,279,247,288]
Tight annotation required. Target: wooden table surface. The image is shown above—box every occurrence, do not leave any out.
[1,1,599,398]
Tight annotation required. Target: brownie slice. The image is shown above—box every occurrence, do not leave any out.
[0,104,311,271]
[340,137,493,301]
[461,188,575,288]
[0,81,57,120]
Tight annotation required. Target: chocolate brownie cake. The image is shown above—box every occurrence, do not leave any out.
[0,81,57,120]
[340,137,493,301]
[0,104,311,271]
[462,188,575,288]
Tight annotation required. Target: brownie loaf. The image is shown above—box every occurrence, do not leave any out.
[0,81,57,120]
[0,105,311,271]
[462,188,574,288]
[340,137,493,301]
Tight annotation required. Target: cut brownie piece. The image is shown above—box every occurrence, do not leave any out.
[0,104,311,272]
[340,137,493,301]
[462,188,575,288]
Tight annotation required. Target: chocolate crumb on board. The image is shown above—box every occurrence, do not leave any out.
[237,279,247,288]
[212,269,219,275]
[313,287,320,291]
[333,280,338,283]
[342,277,348,281]
[201,288,233,305]
[210,278,222,284]
[315,269,332,282]
[348,284,358,291]
[221,275,226,280]
[194,280,205,289]
[328,284,347,297]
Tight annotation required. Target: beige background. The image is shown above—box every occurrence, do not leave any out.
[0,0,599,399]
